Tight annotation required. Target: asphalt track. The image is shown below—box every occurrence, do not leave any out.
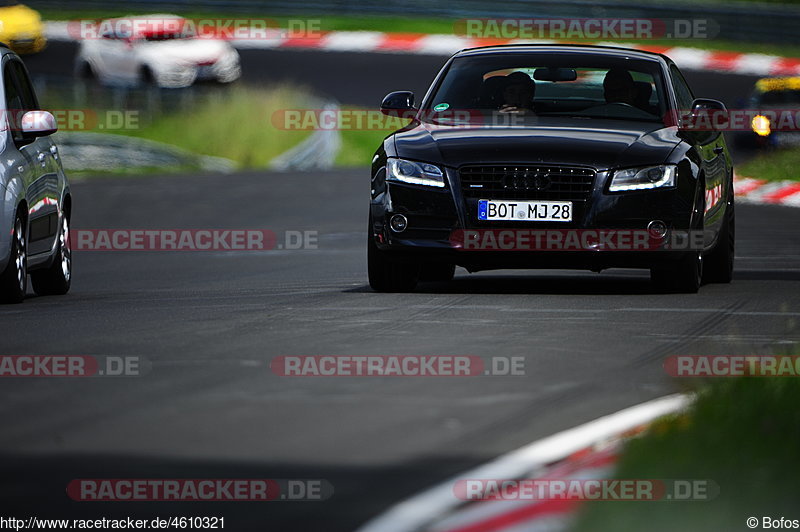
[1,43,798,531]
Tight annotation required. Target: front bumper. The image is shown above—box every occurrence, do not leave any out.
[371,166,697,271]
[154,57,241,88]
[6,34,46,54]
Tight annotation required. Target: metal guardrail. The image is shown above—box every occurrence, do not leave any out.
[56,132,235,173]
[26,0,800,45]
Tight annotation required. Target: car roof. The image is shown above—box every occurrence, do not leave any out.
[454,43,668,63]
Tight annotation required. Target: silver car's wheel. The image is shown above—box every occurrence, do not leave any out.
[0,213,26,303]
[59,216,72,283]
[31,214,72,296]
[14,218,25,291]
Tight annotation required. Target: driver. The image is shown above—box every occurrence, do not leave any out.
[499,72,536,114]
[603,68,637,105]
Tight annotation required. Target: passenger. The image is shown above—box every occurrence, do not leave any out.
[477,76,506,109]
[499,71,536,114]
[633,80,656,114]
[603,68,637,105]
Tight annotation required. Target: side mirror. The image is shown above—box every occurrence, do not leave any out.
[676,98,727,131]
[380,91,417,118]
[21,110,58,139]
[691,98,726,115]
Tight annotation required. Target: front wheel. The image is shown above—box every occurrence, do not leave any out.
[0,213,27,303]
[367,233,419,293]
[651,182,705,294]
[31,215,72,296]
[651,250,702,294]
[75,61,95,80]
[140,66,157,87]
[702,201,735,284]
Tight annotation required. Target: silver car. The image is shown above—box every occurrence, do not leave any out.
[0,43,71,303]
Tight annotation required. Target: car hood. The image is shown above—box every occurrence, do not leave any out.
[135,38,233,64]
[392,117,682,170]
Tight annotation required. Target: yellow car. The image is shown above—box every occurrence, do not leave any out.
[0,1,45,54]
[745,76,800,148]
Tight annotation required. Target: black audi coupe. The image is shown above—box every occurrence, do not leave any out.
[368,44,734,293]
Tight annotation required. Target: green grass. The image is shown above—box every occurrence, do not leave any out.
[738,146,800,181]
[38,10,800,58]
[337,129,386,167]
[573,376,800,532]
[335,107,411,167]
[114,85,314,169]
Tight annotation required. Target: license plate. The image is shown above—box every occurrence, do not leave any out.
[197,66,215,78]
[478,199,573,222]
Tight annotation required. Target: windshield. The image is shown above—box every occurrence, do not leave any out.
[425,52,668,123]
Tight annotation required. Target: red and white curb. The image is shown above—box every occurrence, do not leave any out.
[735,175,800,206]
[356,394,691,532]
[44,23,800,77]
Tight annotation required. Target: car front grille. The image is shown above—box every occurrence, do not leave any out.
[459,165,596,201]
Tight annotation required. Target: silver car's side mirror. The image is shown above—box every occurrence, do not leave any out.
[21,110,58,138]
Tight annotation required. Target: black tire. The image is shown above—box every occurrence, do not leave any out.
[31,215,72,296]
[367,231,419,293]
[651,251,702,294]
[650,181,704,294]
[76,61,94,80]
[702,199,734,284]
[140,66,156,86]
[419,263,455,282]
[0,212,27,304]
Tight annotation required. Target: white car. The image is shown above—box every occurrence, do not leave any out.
[75,15,241,88]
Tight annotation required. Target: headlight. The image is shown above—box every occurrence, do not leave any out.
[751,115,771,137]
[387,158,445,188]
[608,165,677,192]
